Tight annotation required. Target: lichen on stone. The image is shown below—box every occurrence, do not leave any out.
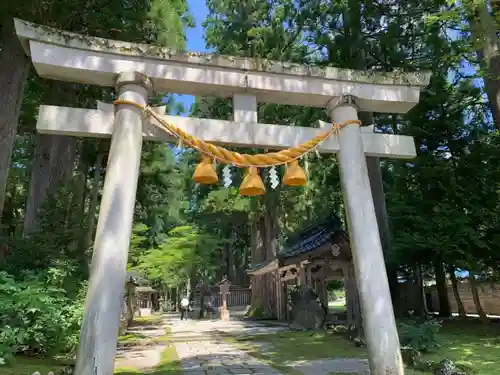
[15,18,431,88]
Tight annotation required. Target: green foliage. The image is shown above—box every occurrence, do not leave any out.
[131,224,223,289]
[136,144,189,247]
[398,318,442,354]
[0,271,85,364]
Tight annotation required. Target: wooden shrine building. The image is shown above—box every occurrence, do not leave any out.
[247,216,361,327]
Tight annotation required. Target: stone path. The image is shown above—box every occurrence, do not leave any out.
[114,321,167,371]
[168,318,285,374]
[288,358,370,375]
[117,314,370,374]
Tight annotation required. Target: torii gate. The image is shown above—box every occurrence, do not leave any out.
[14,19,430,375]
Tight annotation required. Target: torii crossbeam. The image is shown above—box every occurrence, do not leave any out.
[15,18,430,375]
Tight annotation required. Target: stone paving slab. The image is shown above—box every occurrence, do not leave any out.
[167,316,370,374]
[289,358,370,374]
[168,318,284,374]
[114,321,167,371]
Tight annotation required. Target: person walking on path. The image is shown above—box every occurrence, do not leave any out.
[180,296,190,320]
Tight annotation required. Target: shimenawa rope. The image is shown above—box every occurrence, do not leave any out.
[113,100,361,168]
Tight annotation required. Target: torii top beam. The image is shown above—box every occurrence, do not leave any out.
[14,19,430,114]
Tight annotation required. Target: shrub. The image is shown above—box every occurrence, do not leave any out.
[0,271,85,364]
[398,318,441,353]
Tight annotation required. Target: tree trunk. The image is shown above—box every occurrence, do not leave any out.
[67,141,88,228]
[242,239,249,286]
[175,286,179,312]
[23,134,77,235]
[261,197,279,317]
[448,265,467,318]
[258,215,272,314]
[249,206,264,308]
[468,1,500,129]
[361,111,401,313]
[85,152,104,257]
[434,260,451,317]
[0,17,31,222]
[303,156,313,221]
[413,263,428,317]
[340,0,401,315]
[23,80,84,235]
[186,277,191,299]
[226,241,235,281]
[263,198,279,261]
[199,284,206,318]
[342,1,401,309]
[66,144,89,274]
[468,270,489,324]
[1,181,18,237]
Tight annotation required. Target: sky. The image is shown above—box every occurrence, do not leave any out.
[174,0,210,114]
[185,0,210,53]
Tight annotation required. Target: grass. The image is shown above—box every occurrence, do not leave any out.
[152,327,173,344]
[231,331,366,362]
[416,319,500,375]
[118,332,149,345]
[118,316,167,347]
[130,315,163,327]
[226,330,366,374]
[328,303,347,312]
[115,326,182,375]
[228,319,500,375]
[114,343,182,375]
[0,357,66,375]
[3,316,171,375]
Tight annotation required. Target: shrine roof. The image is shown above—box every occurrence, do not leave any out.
[279,215,346,260]
[247,216,347,275]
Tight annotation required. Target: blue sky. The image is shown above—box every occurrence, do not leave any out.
[174,0,210,114]
[185,0,209,53]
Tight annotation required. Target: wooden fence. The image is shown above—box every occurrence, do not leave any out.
[398,281,500,315]
[427,282,500,315]
[192,286,251,308]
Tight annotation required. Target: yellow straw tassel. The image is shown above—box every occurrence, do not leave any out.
[283,160,307,187]
[240,167,266,196]
[192,155,219,184]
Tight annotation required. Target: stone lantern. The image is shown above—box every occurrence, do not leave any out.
[217,277,232,321]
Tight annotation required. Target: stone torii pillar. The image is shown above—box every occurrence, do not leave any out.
[75,72,152,375]
[328,95,403,374]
